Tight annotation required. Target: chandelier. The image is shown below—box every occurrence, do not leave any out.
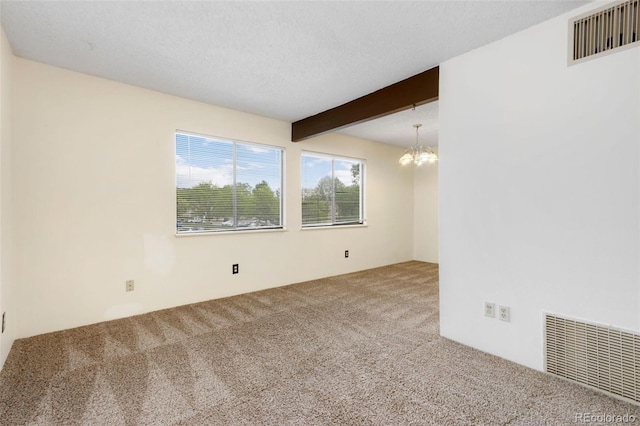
[399,124,438,166]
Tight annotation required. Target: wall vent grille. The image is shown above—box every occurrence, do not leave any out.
[545,314,640,403]
[571,0,639,62]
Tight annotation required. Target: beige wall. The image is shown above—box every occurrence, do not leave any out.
[413,153,438,263]
[0,29,16,367]
[13,58,415,338]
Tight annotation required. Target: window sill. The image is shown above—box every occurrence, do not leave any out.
[301,223,368,231]
[175,227,287,237]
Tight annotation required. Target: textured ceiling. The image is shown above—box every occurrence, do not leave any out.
[340,102,439,147]
[1,1,590,146]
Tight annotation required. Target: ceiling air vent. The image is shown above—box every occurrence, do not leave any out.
[570,0,639,64]
[545,313,640,404]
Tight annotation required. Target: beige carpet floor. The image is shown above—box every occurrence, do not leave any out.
[0,261,638,425]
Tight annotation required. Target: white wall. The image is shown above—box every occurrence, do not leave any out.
[0,28,16,368]
[13,58,414,338]
[439,3,640,370]
[413,154,438,263]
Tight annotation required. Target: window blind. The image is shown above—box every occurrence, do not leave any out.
[301,152,364,227]
[176,132,283,233]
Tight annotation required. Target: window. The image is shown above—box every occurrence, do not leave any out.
[301,152,364,227]
[175,132,283,234]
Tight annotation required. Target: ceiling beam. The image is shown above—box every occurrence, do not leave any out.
[291,66,439,142]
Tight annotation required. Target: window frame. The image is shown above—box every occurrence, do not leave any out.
[300,150,366,229]
[175,130,285,235]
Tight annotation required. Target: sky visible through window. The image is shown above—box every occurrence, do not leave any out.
[176,134,355,191]
[301,155,357,191]
[176,133,281,190]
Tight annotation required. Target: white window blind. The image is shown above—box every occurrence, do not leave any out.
[176,132,283,233]
[301,152,364,227]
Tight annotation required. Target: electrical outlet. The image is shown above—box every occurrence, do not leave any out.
[498,305,511,322]
[484,302,495,318]
[1,312,5,333]
[126,280,134,292]
[232,264,239,274]
[345,250,349,258]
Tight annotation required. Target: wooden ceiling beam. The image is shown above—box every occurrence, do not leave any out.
[291,66,439,142]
